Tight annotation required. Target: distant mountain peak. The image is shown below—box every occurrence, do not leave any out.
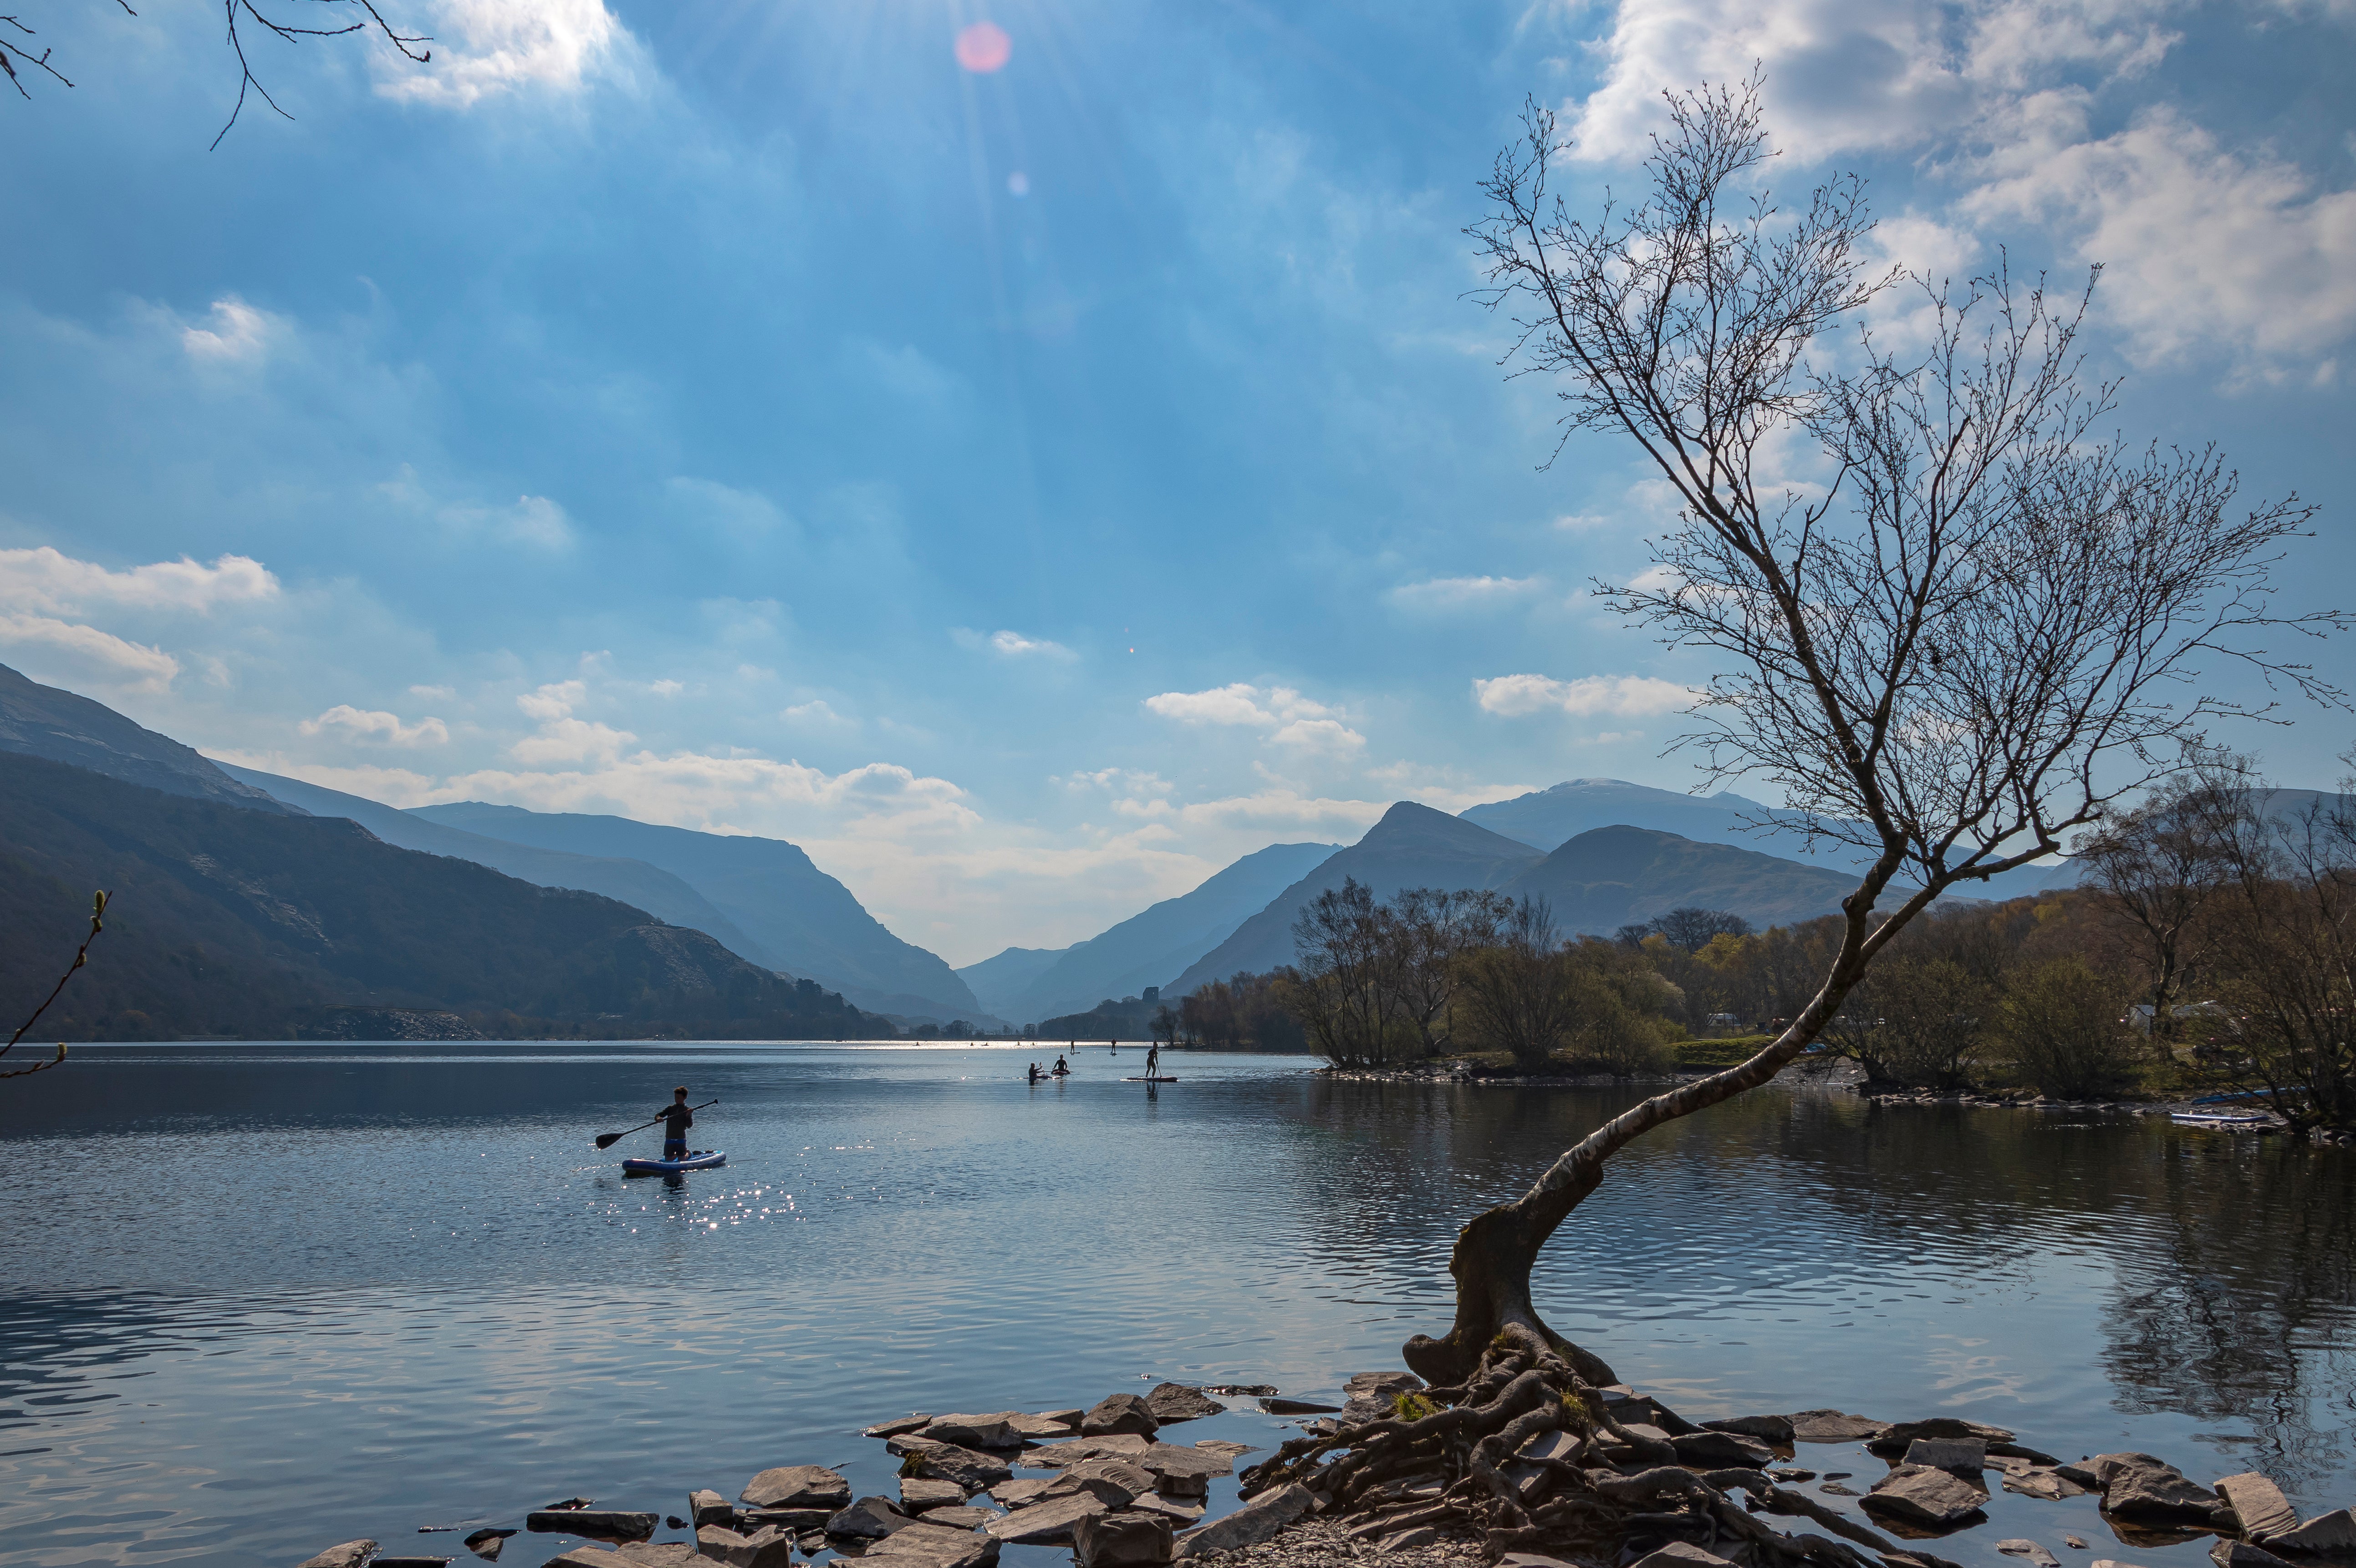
[0,662,303,815]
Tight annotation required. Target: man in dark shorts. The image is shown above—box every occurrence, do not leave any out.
[657,1087,695,1159]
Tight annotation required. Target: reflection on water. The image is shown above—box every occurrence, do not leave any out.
[1,1043,2350,1568]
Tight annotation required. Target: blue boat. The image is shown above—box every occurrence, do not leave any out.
[621,1149,727,1176]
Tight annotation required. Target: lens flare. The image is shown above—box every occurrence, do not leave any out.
[955,21,1011,73]
[1007,171,1030,197]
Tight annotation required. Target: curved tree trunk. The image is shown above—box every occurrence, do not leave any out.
[1402,899,1907,1384]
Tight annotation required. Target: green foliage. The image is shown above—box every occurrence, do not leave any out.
[1995,956,2143,1098]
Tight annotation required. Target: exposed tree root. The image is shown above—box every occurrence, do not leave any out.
[1238,1327,1942,1568]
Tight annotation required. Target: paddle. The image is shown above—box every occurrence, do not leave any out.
[593,1099,718,1151]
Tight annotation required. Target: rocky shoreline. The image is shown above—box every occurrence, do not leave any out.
[288,1375,2356,1568]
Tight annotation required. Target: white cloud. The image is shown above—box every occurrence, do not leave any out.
[375,0,632,108]
[1963,104,2356,371]
[509,680,635,765]
[300,704,451,747]
[1270,716,1367,757]
[409,684,458,699]
[0,546,281,616]
[379,466,576,550]
[982,629,1076,660]
[180,297,278,364]
[1388,575,1541,610]
[783,698,854,726]
[1142,683,1336,728]
[1474,672,1696,718]
[1559,0,2356,370]
[0,615,180,691]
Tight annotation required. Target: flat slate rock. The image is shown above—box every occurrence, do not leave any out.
[688,1490,733,1528]
[1518,1430,1583,1465]
[1144,1384,1228,1424]
[1031,1436,1154,1468]
[297,1543,379,1568]
[2005,1469,2091,1501]
[1082,1395,1160,1438]
[902,1478,969,1512]
[2093,1454,2222,1521]
[525,1512,657,1541]
[1042,1460,1155,1509]
[1998,1541,2062,1568]
[1173,1483,1316,1559]
[924,1415,1020,1449]
[867,1414,936,1438]
[2215,1476,2300,1543]
[901,1443,1015,1491]
[1129,1492,1206,1525]
[865,1527,1001,1568]
[1258,1397,1341,1415]
[1073,1509,1177,1568]
[742,1466,853,1510]
[1906,1439,1988,1477]
[918,1507,1001,1531]
[1005,1411,1083,1440]
[2270,1511,2356,1554]
[1789,1410,1890,1443]
[1673,1430,1773,1468]
[1870,1419,2015,1456]
[695,1525,792,1568]
[991,1478,1060,1508]
[1863,1466,1990,1529]
[2213,1545,2298,1568]
[986,1492,1109,1545]
[1191,1440,1256,1461]
[1704,1415,1797,1445]
[1629,1546,1736,1568]
[829,1497,916,1539]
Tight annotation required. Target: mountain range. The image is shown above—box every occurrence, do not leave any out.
[0,661,2118,1040]
[957,840,1338,1020]
[0,747,882,1040]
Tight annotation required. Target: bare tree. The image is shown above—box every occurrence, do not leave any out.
[1454,895,1576,1071]
[2203,769,2356,1129]
[2076,760,2244,1048]
[1242,81,2341,1547]
[3,890,107,1082]
[1391,887,1510,1055]
[1647,906,1752,951]
[1,1,429,146]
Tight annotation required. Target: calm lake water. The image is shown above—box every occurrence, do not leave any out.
[2,1044,2351,1568]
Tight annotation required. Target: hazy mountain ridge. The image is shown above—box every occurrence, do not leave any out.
[0,662,302,816]
[963,840,1340,1022]
[1462,778,2080,899]
[1167,804,1543,997]
[410,802,991,1025]
[1500,824,1859,934]
[0,748,884,1040]
[219,764,772,967]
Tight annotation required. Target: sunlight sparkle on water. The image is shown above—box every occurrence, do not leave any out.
[955,21,1011,73]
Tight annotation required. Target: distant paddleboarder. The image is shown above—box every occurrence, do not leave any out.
[1026,1062,1043,1084]
[1146,1042,1161,1078]
[1052,1054,1070,1077]
[656,1087,695,1159]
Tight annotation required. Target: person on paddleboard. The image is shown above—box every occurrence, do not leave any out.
[1052,1054,1070,1076]
[657,1087,695,1159]
[1146,1042,1160,1078]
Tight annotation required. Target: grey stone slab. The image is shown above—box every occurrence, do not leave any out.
[1074,1509,1177,1568]
[990,1479,1058,1509]
[688,1491,734,1529]
[1906,1439,1988,1477]
[1172,1485,1316,1559]
[1144,1385,1227,1425]
[296,1543,378,1568]
[918,1508,1000,1531]
[1862,1466,1990,1529]
[1997,1540,2061,1568]
[2213,1544,2298,1568]
[901,1443,1014,1492]
[1788,1410,1889,1443]
[2094,1454,2223,1522]
[741,1465,852,1510]
[1673,1430,1773,1469]
[985,1492,1108,1545]
[827,1497,915,1540]
[902,1478,968,1512]
[1031,1436,1153,1468]
[2270,1511,2356,1555]
[1704,1415,1797,1445]
[1083,1395,1161,1437]
[2216,1476,2300,1543]
[525,1513,657,1542]
[1042,1460,1154,1509]
[867,1415,935,1438]
[1129,1493,1206,1526]
[1628,1546,1735,1568]
[1518,1430,1583,1465]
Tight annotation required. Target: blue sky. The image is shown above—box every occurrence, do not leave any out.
[4,0,2353,965]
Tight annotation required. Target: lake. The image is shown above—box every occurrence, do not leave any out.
[1,1043,2350,1568]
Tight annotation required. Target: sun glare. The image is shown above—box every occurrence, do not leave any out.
[954,20,1011,73]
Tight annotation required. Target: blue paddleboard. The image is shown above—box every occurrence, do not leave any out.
[621,1149,727,1175]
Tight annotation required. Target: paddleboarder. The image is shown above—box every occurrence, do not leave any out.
[656,1087,695,1159]
[1146,1042,1161,1079]
[1052,1054,1070,1077]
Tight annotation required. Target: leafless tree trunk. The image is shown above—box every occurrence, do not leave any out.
[1394,76,2341,1387]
